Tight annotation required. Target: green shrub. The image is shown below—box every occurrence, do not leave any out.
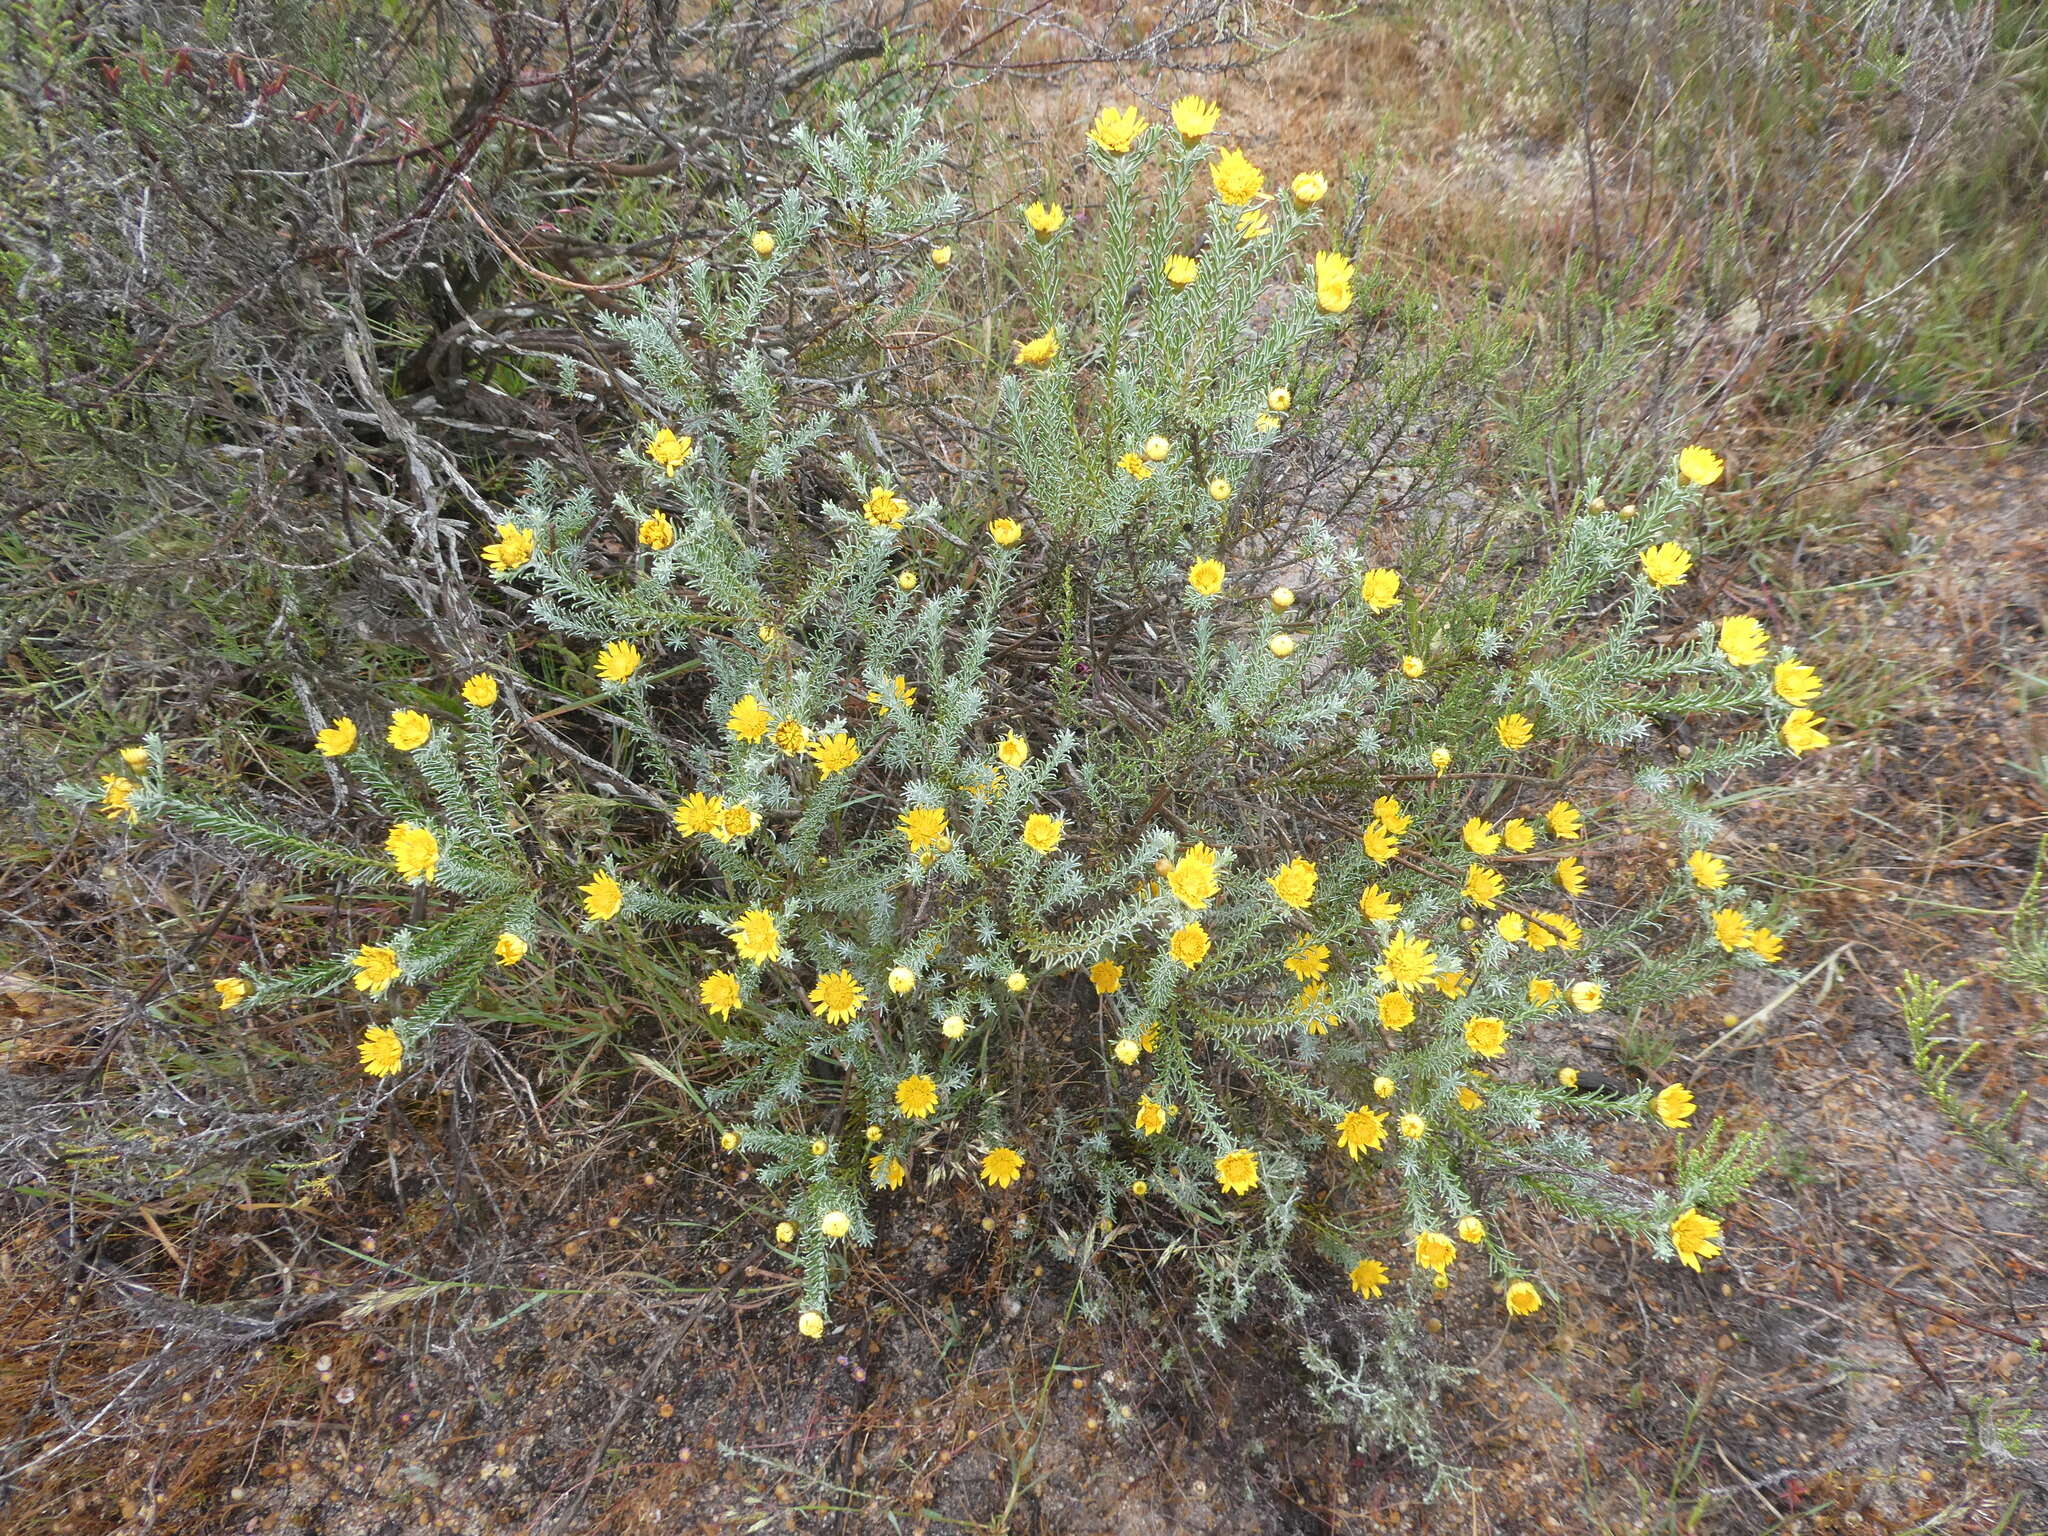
[69,98,1810,1424]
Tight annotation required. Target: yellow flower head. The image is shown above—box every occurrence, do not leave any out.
[1464,1015,1508,1058]
[481,523,535,573]
[1782,708,1831,755]
[493,932,527,968]
[1555,856,1589,895]
[358,1026,405,1078]
[1171,94,1221,143]
[1505,1281,1543,1316]
[821,1210,851,1238]
[461,674,498,708]
[1436,970,1471,999]
[352,945,399,996]
[980,1147,1026,1189]
[580,871,624,922]
[1400,655,1425,679]
[930,244,952,267]
[1462,863,1505,910]
[988,517,1024,546]
[1377,929,1440,992]
[1670,1207,1724,1271]
[997,730,1030,768]
[1711,907,1751,952]
[1414,1230,1457,1273]
[638,511,676,550]
[118,745,150,769]
[1022,813,1065,853]
[594,640,642,684]
[1547,800,1584,840]
[1208,476,1232,501]
[1718,615,1770,667]
[1119,451,1154,482]
[1134,1094,1168,1136]
[1654,1082,1696,1129]
[1349,1258,1390,1299]
[1170,921,1211,968]
[386,822,439,885]
[1164,254,1199,287]
[713,803,758,843]
[1528,909,1583,951]
[1024,200,1065,236]
[1377,990,1415,1031]
[1269,856,1318,910]
[1748,926,1785,963]
[1502,817,1536,852]
[1362,822,1400,865]
[1687,849,1729,890]
[810,731,860,778]
[809,969,866,1024]
[1210,147,1264,205]
[899,804,950,853]
[1214,1148,1260,1196]
[863,484,910,528]
[750,230,775,257]
[1462,817,1503,856]
[1087,104,1147,154]
[1373,1075,1396,1099]
[645,428,694,476]
[1014,330,1059,369]
[213,977,250,1010]
[1358,883,1402,922]
[895,1073,940,1119]
[1371,795,1411,834]
[1677,444,1725,486]
[1457,1216,1486,1245]
[1495,712,1534,750]
[870,1154,907,1190]
[1774,657,1823,705]
[773,718,810,756]
[1187,558,1226,596]
[797,1309,825,1339]
[672,792,724,838]
[1284,936,1331,982]
[1529,978,1560,1007]
[1290,170,1328,208]
[1313,249,1355,314]
[1336,1105,1388,1159]
[1358,567,1401,611]
[1235,208,1271,241]
[387,710,432,752]
[1090,959,1123,995]
[1640,542,1693,589]
[315,717,358,757]
[98,774,139,824]
[699,969,741,1021]
[1167,843,1222,909]
[726,694,774,744]
[730,908,782,965]
[1399,1112,1427,1141]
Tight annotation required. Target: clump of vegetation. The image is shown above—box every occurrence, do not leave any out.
[69,99,1814,1426]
